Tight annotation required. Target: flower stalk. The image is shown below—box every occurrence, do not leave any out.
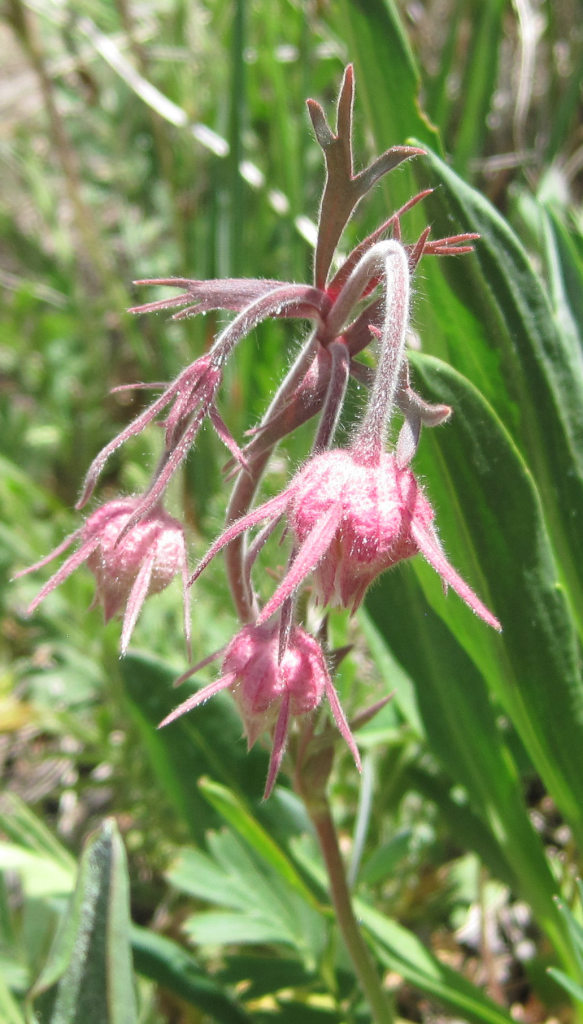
[309,800,394,1024]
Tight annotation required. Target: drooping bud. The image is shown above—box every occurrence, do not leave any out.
[16,498,191,654]
[288,449,434,612]
[224,622,329,747]
[159,621,361,798]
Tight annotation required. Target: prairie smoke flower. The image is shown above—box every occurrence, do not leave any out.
[189,449,500,631]
[189,240,501,633]
[124,67,473,514]
[159,622,360,798]
[15,498,191,654]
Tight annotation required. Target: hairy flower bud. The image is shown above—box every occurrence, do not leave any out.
[159,621,361,798]
[84,500,186,619]
[190,448,500,631]
[16,498,191,654]
[224,622,329,746]
[289,449,434,611]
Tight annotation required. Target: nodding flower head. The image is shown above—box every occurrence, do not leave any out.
[16,498,191,655]
[189,447,501,631]
[159,621,361,798]
[288,449,434,611]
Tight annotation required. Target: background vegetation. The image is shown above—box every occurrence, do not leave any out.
[1,0,583,1021]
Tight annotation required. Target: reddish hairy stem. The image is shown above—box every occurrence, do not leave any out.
[307,799,394,1024]
[352,243,410,465]
[224,330,321,621]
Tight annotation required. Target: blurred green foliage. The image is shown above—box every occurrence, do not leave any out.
[1,0,583,1021]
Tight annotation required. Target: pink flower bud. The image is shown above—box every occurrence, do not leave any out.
[189,448,500,632]
[224,622,329,747]
[17,498,191,654]
[288,450,434,611]
[84,500,186,619]
[159,621,361,798]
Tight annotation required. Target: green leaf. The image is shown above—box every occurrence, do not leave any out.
[540,207,583,357]
[414,148,583,638]
[0,845,73,899]
[131,926,252,1024]
[183,911,296,948]
[359,902,516,1024]
[365,354,581,973]
[0,974,26,1024]
[168,830,326,966]
[367,559,575,974]
[358,829,414,887]
[0,794,75,877]
[336,0,439,150]
[30,820,137,1024]
[451,0,506,174]
[197,777,320,908]
[404,353,583,862]
[547,968,583,1005]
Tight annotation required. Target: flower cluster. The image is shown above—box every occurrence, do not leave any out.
[17,66,500,797]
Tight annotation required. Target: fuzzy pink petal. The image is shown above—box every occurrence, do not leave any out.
[118,409,211,541]
[120,546,156,654]
[263,692,291,799]
[25,534,101,614]
[131,277,288,317]
[209,285,329,364]
[256,501,343,625]
[158,672,237,728]
[188,490,291,587]
[76,377,184,508]
[208,404,249,470]
[324,678,362,771]
[411,522,502,631]
[13,526,83,579]
[172,286,330,323]
[128,293,202,315]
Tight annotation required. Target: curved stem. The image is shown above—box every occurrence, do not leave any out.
[312,339,351,452]
[351,243,410,465]
[224,329,320,621]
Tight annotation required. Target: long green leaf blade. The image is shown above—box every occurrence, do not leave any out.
[31,820,137,1024]
[414,148,583,636]
[403,353,583,858]
[131,926,252,1024]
